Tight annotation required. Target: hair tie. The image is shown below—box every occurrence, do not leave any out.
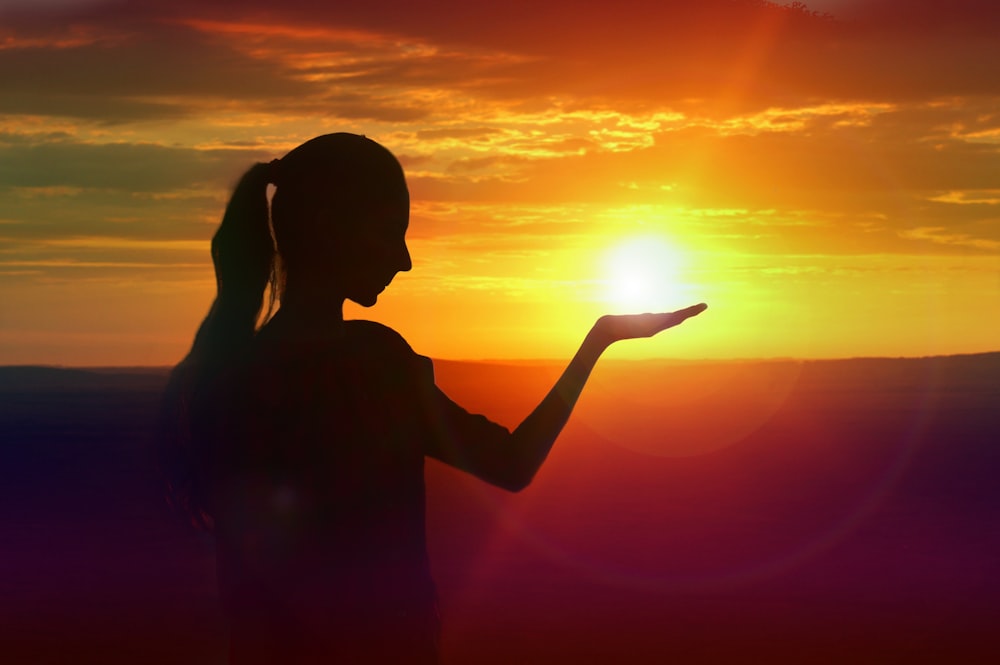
[267,158,282,186]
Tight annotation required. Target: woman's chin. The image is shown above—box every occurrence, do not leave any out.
[347,281,389,308]
[348,292,379,308]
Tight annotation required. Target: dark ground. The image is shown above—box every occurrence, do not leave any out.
[1,354,998,664]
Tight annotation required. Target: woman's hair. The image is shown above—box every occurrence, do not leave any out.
[158,160,278,528]
[158,133,407,528]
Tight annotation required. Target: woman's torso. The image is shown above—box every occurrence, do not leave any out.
[202,317,440,663]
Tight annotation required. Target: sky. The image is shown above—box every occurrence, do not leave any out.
[1,0,998,365]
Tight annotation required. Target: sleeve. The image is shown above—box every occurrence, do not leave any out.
[355,321,519,486]
[409,353,516,479]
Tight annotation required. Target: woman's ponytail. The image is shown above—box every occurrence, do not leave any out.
[204,161,279,353]
[158,161,279,529]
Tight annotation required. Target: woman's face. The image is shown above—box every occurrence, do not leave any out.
[337,194,412,307]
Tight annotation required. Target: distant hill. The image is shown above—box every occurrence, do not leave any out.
[0,365,171,392]
[1,352,996,395]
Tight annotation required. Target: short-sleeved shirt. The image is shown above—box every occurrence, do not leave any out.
[202,318,510,664]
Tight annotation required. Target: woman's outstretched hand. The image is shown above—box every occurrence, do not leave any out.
[591,303,708,347]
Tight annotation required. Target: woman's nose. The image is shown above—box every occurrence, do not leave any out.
[398,242,412,272]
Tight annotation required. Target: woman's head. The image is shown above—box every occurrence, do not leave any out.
[271,133,411,308]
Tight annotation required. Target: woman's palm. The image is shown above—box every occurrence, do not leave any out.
[595,303,707,345]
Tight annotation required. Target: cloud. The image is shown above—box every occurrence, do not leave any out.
[898,226,1000,251]
[218,0,1000,107]
[0,132,263,191]
[3,0,999,123]
[415,127,503,141]
[0,0,112,9]
[928,190,1000,206]
[0,21,314,121]
[0,92,191,123]
[0,230,211,284]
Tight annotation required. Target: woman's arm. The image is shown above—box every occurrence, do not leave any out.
[425,304,707,491]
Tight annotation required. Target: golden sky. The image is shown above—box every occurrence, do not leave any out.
[1,0,998,364]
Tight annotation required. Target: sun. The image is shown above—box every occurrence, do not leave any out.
[600,234,687,312]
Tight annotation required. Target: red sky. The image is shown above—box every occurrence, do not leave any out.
[1,0,998,364]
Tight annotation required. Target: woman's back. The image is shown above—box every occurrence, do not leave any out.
[204,316,440,663]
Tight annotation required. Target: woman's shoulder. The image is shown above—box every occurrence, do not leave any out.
[344,320,416,355]
[343,320,434,379]
[344,318,405,338]
[249,317,430,380]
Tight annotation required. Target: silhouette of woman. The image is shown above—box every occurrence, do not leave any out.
[159,133,706,664]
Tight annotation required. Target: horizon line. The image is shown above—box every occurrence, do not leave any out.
[3,349,999,372]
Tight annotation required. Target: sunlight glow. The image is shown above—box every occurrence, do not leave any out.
[600,234,687,313]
